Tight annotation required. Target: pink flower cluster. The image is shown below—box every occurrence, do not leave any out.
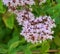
[16,9,56,44]
[2,0,46,11]
[15,9,35,26]
[2,0,35,11]
[2,0,56,44]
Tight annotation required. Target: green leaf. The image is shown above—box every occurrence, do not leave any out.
[8,36,20,54]
[0,0,6,13]
[3,12,15,29]
[24,44,32,54]
[54,36,60,47]
[0,0,3,9]
[40,41,50,54]
[0,48,7,54]
[56,0,60,3]
[24,48,32,54]
[8,35,19,48]
[9,41,20,51]
[8,49,17,54]
[32,5,41,17]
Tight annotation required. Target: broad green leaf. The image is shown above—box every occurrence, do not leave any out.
[3,12,15,29]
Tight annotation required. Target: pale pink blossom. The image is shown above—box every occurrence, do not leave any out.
[18,14,56,43]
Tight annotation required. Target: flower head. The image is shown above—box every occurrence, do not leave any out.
[2,0,35,11]
[15,9,35,26]
[20,15,56,44]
